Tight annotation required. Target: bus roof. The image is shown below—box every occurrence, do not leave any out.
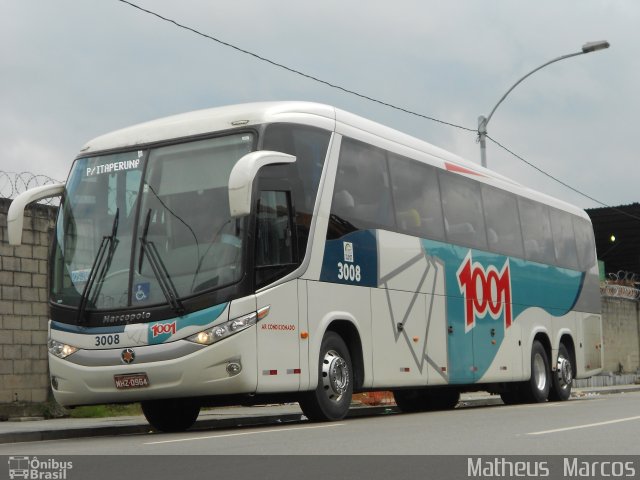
[80,102,336,155]
[79,101,588,219]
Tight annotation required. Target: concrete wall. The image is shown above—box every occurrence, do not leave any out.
[601,297,640,373]
[0,197,638,408]
[0,198,56,404]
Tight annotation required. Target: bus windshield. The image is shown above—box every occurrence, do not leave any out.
[51,133,255,312]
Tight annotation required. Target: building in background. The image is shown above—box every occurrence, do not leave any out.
[587,203,640,280]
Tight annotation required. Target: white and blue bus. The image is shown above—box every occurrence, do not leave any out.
[8,102,602,431]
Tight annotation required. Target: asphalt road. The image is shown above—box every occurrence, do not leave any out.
[2,391,639,456]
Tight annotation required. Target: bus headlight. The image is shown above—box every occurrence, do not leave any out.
[48,339,79,359]
[187,312,257,346]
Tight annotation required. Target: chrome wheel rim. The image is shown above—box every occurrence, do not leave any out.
[322,349,350,402]
[556,355,573,390]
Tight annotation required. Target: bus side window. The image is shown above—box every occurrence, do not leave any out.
[388,153,445,241]
[330,138,394,231]
[550,208,579,270]
[481,185,524,258]
[262,123,331,259]
[573,216,597,271]
[518,198,555,265]
[255,190,296,288]
[439,171,488,250]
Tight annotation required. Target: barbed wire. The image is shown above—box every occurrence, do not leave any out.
[601,270,640,301]
[601,283,640,301]
[607,270,639,285]
[0,171,62,205]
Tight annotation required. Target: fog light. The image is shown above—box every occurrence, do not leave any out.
[51,376,59,390]
[226,362,242,376]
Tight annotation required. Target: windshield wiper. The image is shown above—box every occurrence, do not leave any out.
[76,208,120,324]
[138,209,185,315]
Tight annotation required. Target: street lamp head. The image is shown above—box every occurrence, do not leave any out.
[582,40,610,53]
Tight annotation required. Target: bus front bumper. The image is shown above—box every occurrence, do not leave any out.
[49,330,258,407]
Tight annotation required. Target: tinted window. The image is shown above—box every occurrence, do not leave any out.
[439,171,488,250]
[255,191,295,287]
[573,216,597,271]
[388,154,445,240]
[550,208,579,269]
[481,185,524,258]
[262,124,330,258]
[518,198,555,264]
[329,138,394,234]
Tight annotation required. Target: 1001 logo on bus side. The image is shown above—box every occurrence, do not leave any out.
[457,251,512,333]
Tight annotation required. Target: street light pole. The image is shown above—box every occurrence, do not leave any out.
[478,40,609,168]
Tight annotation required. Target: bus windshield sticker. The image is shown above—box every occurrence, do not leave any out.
[71,268,91,284]
[343,242,354,262]
[86,158,141,177]
[134,283,150,302]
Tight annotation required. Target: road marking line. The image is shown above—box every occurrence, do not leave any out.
[528,415,640,435]
[144,423,344,445]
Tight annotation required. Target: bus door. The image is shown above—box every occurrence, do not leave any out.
[254,189,302,393]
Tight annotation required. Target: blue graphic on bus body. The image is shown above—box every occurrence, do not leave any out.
[147,302,228,345]
[421,238,584,383]
[51,303,228,346]
[320,230,378,287]
[320,229,585,384]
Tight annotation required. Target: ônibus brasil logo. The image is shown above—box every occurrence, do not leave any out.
[457,251,512,333]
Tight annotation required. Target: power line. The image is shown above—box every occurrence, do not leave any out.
[116,0,475,133]
[116,1,635,220]
[487,135,640,222]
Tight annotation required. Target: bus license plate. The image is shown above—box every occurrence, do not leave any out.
[114,373,150,389]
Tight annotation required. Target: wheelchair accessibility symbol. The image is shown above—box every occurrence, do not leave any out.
[134,283,150,302]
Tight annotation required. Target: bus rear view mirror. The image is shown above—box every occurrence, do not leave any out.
[228,151,296,217]
[7,183,65,245]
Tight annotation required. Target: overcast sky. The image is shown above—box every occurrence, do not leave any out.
[1,1,637,210]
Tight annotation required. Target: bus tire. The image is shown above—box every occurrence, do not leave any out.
[549,343,573,401]
[300,331,353,421]
[141,398,200,432]
[522,340,550,403]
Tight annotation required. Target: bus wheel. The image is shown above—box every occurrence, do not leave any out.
[141,398,200,432]
[300,331,353,421]
[549,343,573,401]
[393,389,428,413]
[522,340,550,403]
